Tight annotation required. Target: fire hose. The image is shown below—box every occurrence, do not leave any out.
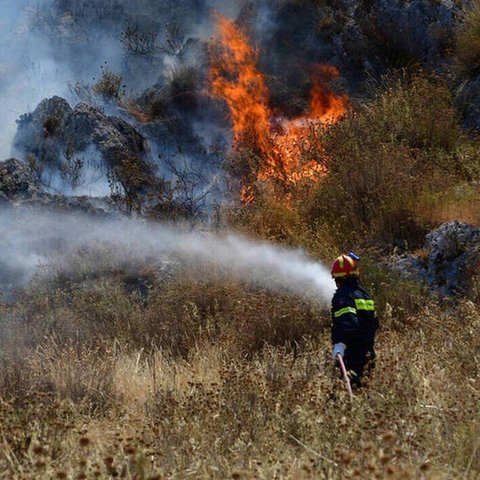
[336,354,353,400]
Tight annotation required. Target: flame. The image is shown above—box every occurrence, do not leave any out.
[210,15,271,160]
[210,15,348,204]
[308,64,349,124]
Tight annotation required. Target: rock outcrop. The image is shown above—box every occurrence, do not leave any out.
[0,158,116,216]
[14,96,155,194]
[390,221,480,297]
[0,158,43,198]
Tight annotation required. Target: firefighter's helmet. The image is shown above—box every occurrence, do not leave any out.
[331,254,360,278]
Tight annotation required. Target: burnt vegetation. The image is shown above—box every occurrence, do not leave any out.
[2,0,480,479]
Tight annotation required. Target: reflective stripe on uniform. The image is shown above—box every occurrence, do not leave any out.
[334,306,357,318]
[354,298,375,311]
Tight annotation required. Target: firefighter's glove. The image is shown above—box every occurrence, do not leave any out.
[332,343,346,360]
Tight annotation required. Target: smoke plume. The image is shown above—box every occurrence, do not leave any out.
[0,0,250,158]
[0,207,335,303]
[0,0,63,159]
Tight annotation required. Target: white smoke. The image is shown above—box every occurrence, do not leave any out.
[0,207,335,302]
[0,0,64,159]
[0,0,250,197]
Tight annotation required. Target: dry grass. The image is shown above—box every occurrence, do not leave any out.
[93,68,123,101]
[418,181,480,226]
[301,74,474,249]
[0,266,479,478]
[454,0,480,76]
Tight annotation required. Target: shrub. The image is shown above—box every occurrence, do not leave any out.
[454,0,480,76]
[146,96,168,120]
[303,74,466,248]
[360,256,429,330]
[120,17,158,57]
[140,272,326,357]
[92,67,123,100]
[108,154,158,214]
[4,247,327,358]
[43,116,61,137]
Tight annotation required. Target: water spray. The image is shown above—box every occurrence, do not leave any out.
[0,207,336,302]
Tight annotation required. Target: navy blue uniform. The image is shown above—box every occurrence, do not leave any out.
[331,277,379,386]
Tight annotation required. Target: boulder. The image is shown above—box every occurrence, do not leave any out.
[0,158,116,216]
[0,158,42,198]
[389,221,480,297]
[388,253,427,284]
[425,221,480,296]
[62,103,151,166]
[455,76,480,132]
[14,97,72,167]
[14,97,155,194]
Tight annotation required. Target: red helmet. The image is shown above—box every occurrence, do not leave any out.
[331,254,359,278]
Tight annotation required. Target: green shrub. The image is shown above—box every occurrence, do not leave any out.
[360,256,430,330]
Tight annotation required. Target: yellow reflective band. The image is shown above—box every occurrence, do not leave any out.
[334,306,357,318]
[344,255,354,267]
[338,256,344,268]
[354,299,375,311]
[332,269,360,278]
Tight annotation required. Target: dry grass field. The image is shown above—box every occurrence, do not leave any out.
[0,270,479,479]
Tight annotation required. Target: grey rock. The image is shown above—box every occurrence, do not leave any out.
[456,77,480,131]
[14,96,72,168]
[425,221,480,296]
[0,158,116,216]
[14,96,155,194]
[63,103,152,166]
[389,221,480,297]
[389,253,427,283]
[0,158,42,198]
[374,0,456,65]
[342,0,458,79]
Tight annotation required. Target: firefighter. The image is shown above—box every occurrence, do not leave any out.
[331,253,379,387]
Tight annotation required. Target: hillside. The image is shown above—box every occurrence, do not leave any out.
[0,1,480,479]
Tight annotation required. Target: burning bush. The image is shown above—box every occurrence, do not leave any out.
[209,15,348,204]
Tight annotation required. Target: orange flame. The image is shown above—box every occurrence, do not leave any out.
[210,15,348,204]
